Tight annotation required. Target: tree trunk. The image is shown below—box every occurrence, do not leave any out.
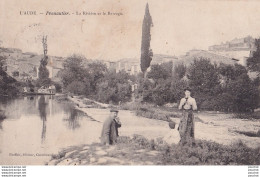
[144,70,147,80]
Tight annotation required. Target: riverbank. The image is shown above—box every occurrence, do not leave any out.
[46,95,260,165]
[48,135,260,165]
[65,95,260,147]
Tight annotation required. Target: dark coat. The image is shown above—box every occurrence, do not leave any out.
[110,119,121,145]
[100,115,113,145]
[100,116,121,145]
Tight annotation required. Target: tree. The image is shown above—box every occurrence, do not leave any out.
[66,81,86,95]
[38,36,51,86]
[170,78,189,102]
[152,78,172,106]
[173,63,186,79]
[38,56,50,86]
[247,38,260,76]
[188,58,220,95]
[227,74,258,112]
[147,64,169,80]
[60,55,90,95]
[187,58,220,108]
[140,3,153,79]
[95,71,132,104]
[218,64,259,112]
[88,61,108,94]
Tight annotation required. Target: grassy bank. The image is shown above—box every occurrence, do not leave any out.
[49,135,260,165]
[120,101,181,121]
[234,111,260,120]
[117,135,260,165]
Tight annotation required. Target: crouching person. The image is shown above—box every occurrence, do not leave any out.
[100,109,121,145]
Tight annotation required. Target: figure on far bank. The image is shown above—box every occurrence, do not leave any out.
[178,87,197,146]
[100,109,122,145]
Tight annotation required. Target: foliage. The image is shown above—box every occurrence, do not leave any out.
[148,63,172,80]
[66,81,86,95]
[117,135,260,165]
[173,62,186,79]
[170,77,189,103]
[60,55,132,104]
[38,56,51,86]
[0,69,19,97]
[151,79,173,106]
[140,3,153,77]
[51,81,62,93]
[60,55,88,88]
[188,58,220,96]
[217,64,259,112]
[95,71,132,104]
[247,38,260,76]
[60,54,259,113]
[139,57,259,112]
[88,61,108,94]
[0,56,7,71]
[161,140,260,165]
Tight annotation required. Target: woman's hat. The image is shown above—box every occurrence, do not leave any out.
[110,108,119,112]
[184,87,191,92]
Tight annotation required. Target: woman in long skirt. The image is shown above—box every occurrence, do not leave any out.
[178,87,197,146]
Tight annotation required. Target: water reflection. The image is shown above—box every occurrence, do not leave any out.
[0,110,6,130]
[63,105,81,130]
[38,96,47,143]
[0,96,103,164]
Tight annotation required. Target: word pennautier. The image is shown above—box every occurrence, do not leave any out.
[20,11,123,16]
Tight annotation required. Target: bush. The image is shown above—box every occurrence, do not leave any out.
[117,135,260,165]
[66,81,86,95]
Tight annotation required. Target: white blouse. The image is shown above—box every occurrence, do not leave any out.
[178,97,197,110]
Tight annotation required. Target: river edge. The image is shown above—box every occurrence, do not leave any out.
[46,95,260,165]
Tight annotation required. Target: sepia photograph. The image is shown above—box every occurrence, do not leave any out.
[0,0,259,168]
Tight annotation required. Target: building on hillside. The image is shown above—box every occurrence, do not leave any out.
[208,36,255,66]
[112,54,177,75]
[115,58,141,75]
[103,61,117,72]
[0,46,64,80]
[179,49,236,65]
[151,54,178,65]
[208,36,255,51]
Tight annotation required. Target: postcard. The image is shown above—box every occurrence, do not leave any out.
[0,0,259,168]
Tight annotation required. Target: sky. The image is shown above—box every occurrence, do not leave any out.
[1,0,260,61]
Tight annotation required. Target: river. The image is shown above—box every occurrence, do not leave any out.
[0,95,101,165]
[1,95,259,165]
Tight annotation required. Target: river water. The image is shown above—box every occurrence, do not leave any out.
[2,95,258,165]
[0,95,101,165]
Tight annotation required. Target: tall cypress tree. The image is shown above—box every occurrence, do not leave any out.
[38,36,51,86]
[140,3,153,79]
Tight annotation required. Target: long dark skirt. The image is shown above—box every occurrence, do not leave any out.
[178,110,195,146]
